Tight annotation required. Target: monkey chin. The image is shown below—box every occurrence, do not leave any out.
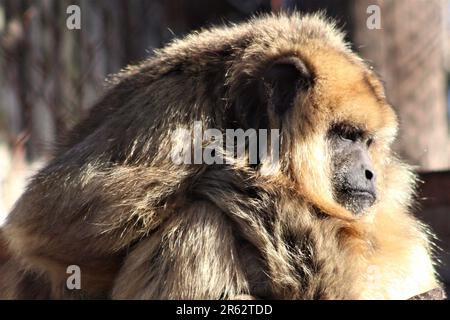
[336,190,377,216]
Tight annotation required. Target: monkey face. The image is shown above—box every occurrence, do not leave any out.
[328,123,377,214]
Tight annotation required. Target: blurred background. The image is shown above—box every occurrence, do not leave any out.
[0,0,449,295]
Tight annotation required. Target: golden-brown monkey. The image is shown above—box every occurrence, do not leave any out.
[0,12,444,299]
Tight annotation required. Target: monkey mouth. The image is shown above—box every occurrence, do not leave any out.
[347,189,376,201]
[346,189,377,211]
[336,187,377,214]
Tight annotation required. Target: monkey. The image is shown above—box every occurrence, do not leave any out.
[0,12,445,299]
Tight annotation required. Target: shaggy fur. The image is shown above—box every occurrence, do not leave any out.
[0,12,442,299]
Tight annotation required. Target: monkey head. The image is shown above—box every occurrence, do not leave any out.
[227,14,400,220]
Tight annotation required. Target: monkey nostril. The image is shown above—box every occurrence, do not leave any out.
[365,170,374,180]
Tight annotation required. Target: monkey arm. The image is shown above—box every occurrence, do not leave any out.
[1,159,200,298]
[111,201,250,299]
[1,159,198,299]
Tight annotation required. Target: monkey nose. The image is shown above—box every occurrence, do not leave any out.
[365,169,374,180]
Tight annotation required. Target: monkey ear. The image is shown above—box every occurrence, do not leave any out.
[261,56,313,115]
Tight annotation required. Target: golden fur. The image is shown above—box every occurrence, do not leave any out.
[0,12,441,299]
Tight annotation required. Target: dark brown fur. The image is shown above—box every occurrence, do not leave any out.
[0,13,442,299]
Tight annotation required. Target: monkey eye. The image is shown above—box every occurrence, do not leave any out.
[329,123,366,144]
[366,138,374,147]
[339,130,359,142]
[334,126,362,142]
